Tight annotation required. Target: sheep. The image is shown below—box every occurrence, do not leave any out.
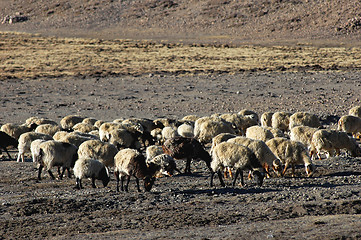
[108,128,138,150]
[77,140,118,167]
[82,117,98,126]
[195,118,236,144]
[162,126,179,143]
[114,148,157,192]
[73,157,110,189]
[36,140,78,180]
[182,114,199,122]
[264,127,285,138]
[337,115,361,138]
[153,118,179,129]
[177,123,194,138]
[94,120,106,129]
[0,131,18,160]
[227,137,283,178]
[145,145,164,162]
[1,122,38,139]
[16,132,53,162]
[146,154,181,177]
[98,122,123,141]
[72,122,98,133]
[53,131,70,141]
[238,109,259,122]
[30,139,47,163]
[35,124,61,137]
[271,112,291,132]
[25,117,57,127]
[245,126,275,142]
[122,118,158,133]
[349,106,361,118]
[261,112,273,128]
[162,136,212,173]
[150,128,163,144]
[210,133,237,154]
[59,132,97,147]
[289,112,321,129]
[290,126,319,149]
[210,142,265,188]
[60,115,85,131]
[310,129,361,160]
[266,137,315,177]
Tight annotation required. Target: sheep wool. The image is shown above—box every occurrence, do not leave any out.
[35,124,61,137]
[73,157,110,189]
[261,112,274,128]
[17,132,53,162]
[289,112,321,129]
[349,106,361,118]
[78,139,118,167]
[60,115,85,131]
[290,125,319,149]
[337,115,361,138]
[246,126,274,142]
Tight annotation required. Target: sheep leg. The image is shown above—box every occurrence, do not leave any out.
[91,177,96,188]
[120,176,126,191]
[210,171,215,187]
[66,168,72,178]
[233,169,240,187]
[217,169,226,187]
[135,177,141,192]
[282,162,289,176]
[75,178,82,189]
[237,171,244,187]
[291,164,296,177]
[2,147,14,161]
[59,167,66,180]
[48,170,56,180]
[38,165,43,180]
[185,157,192,173]
[115,171,120,192]
[125,176,131,192]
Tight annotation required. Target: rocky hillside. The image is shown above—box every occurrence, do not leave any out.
[1,0,361,44]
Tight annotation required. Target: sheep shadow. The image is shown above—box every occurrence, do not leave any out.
[324,171,361,177]
[175,187,279,196]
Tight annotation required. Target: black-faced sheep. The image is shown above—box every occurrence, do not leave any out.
[36,140,78,180]
[146,153,181,177]
[114,148,157,192]
[162,136,212,174]
[310,129,361,160]
[73,157,110,189]
[0,131,18,160]
[210,142,265,188]
[77,139,118,167]
[17,132,53,162]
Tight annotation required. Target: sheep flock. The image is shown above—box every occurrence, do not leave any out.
[1,105,361,192]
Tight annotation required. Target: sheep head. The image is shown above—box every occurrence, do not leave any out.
[100,166,110,187]
[252,169,265,187]
[143,176,155,192]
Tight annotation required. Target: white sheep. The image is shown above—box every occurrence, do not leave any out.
[289,112,321,129]
[182,114,199,122]
[337,115,361,138]
[210,133,237,154]
[72,122,98,133]
[271,112,291,132]
[266,137,315,177]
[98,122,123,141]
[114,148,157,192]
[210,142,265,188]
[30,139,47,163]
[122,118,157,133]
[59,132,98,147]
[290,125,319,149]
[25,117,57,127]
[146,154,180,177]
[261,112,273,128]
[73,157,110,189]
[35,124,61,137]
[264,126,285,138]
[94,120,106,129]
[145,145,164,162]
[77,139,118,167]
[349,106,361,118]
[60,115,85,131]
[227,136,283,178]
[195,118,236,144]
[36,140,78,180]
[17,132,53,162]
[1,122,37,139]
[177,123,194,138]
[245,126,275,142]
[238,109,259,122]
[108,128,138,149]
[53,131,70,141]
[82,117,98,126]
[310,129,361,160]
[162,126,179,143]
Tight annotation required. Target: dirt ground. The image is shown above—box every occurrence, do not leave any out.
[1,0,361,239]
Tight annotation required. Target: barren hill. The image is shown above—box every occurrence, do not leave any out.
[1,0,361,45]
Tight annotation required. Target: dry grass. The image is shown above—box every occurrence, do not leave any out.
[1,32,361,80]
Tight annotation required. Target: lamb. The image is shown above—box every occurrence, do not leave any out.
[245,126,275,142]
[271,112,291,132]
[261,112,273,128]
[177,123,194,138]
[73,157,110,189]
[227,137,283,177]
[290,126,319,149]
[0,131,18,160]
[114,148,157,192]
[337,115,361,138]
[35,124,61,137]
[195,118,236,144]
[1,122,38,139]
[310,129,361,160]
[36,140,78,180]
[210,142,265,188]
[349,106,361,118]
[17,132,53,162]
[72,122,98,133]
[77,139,118,167]
[266,137,315,177]
[60,115,85,131]
[146,154,181,177]
[162,136,212,173]
[289,112,321,129]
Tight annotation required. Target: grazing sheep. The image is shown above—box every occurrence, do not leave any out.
[60,132,97,147]
[210,142,265,188]
[94,120,106,129]
[145,145,164,162]
[153,118,179,129]
[60,115,85,131]
[289,112,321,129]
[25,117,57,127]
[349,106,361,118]
[53,131,70,141]
[337,115,361,138]
[72,122,98,133]
[114,148,157,192]
[271,112,291,132]
[30,139,47,163]
[265,127,285,138]
[246,126,275,142]
[36,140,78,180]
[290,126,319,149]
[0,131,18,160]
[310,129,361,160]
[261,112,273,128]
[162,136,212,173]
[82,117,98,126]
[227,137,283,177]
[162,126,179,143]
[1,122,37,139]
[17,132,53,162]
[108,128,139,149]
[122,118,158,133]
[147,154,181,177]
[177,123,194,138]
[195,118,236,144]
[73,157,110,189]
[266,137,315,177]
[210,133,237,154]
[98,122,123,141]
[35,124,61,137]
[238,109,259,122]
[78,140,118,167]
